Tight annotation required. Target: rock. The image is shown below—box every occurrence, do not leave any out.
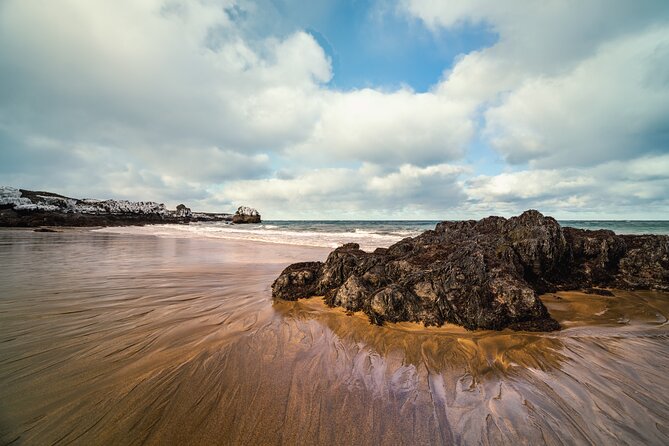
[563,228,627,288]
[271,262,322,301]
[617,235,669,291]
[232,206,261,224]
[175,204,192,218]
[272,210,669,331]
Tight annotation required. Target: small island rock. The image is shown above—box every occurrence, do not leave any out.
[232,206,261,224]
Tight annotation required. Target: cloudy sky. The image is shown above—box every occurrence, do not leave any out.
[1,0,668,219]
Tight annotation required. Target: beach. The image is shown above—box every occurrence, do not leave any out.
[1,228,669,445]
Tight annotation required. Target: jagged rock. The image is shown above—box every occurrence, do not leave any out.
[617,235,669,290]
[232,206,261,224]
[272,262,322,300]
[272,210,669,331]
[563,228,627,288]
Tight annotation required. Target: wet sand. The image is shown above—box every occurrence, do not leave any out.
[0,229,668,445]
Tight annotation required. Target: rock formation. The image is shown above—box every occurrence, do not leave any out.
[232,206,261,224]
[175,204,192,218]
[0,186,261,226]
[272,210,668,331]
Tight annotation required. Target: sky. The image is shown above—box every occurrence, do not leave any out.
[1,0,668,219]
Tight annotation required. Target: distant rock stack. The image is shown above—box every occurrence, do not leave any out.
[232,206,261,224]
[175,204,192,218]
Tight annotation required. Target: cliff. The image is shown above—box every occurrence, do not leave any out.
[0,186,261,227]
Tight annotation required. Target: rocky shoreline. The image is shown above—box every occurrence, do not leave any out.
[0,186,261,227]
[272,210,668,331]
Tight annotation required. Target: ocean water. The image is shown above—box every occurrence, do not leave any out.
[98,219,669,252]
[560,220,669,235]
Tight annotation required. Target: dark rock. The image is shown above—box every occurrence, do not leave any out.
[33,227,60,233]
[272,210,669,331]
[563,228,626,288]
[271,262,322,301]
[232,206,261,224]
[176,204,192,218]
[617,235,669,291]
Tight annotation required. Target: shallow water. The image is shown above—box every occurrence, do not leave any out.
[0,230,668,445]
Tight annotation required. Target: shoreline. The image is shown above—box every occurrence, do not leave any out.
[9,225,663,333]
[0,225,336,256]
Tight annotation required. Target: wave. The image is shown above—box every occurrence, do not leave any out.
[96,222,424,251]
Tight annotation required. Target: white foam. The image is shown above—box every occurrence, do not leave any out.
[96,222,422,251]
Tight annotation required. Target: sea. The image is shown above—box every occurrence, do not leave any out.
[98,219,669,251]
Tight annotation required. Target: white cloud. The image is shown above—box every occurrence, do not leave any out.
[0,0,330,171]
[484,26,669,167]
[467,170,594,202]
[219,163,467,218]
[466,154,669,218]
[290,88,474,166]
[404,0,669,167]
[0,0,477,201]
[404,0,667,73]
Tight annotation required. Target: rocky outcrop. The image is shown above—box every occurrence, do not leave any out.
[272,210,669,331]
[175,204,192,218]
[232,206,261,224]
[0,186,261,227]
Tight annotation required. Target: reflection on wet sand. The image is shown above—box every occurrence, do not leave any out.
[0,230,668,445]
[274,297,568,382]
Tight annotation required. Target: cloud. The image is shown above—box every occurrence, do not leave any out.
[218,163,467,218]
[0,0,477,202]
[0,0,329,180]
[0,0,667,218]
[404,0,669,167]
[391,0,669,218]
[290,88,474,166]
[467,170,594,203]
[466,154,669,218]
[484,26,669,167]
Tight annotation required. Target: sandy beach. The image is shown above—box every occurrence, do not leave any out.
[1,229,668,445]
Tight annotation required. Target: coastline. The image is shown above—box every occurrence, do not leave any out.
[0,186,261,228]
